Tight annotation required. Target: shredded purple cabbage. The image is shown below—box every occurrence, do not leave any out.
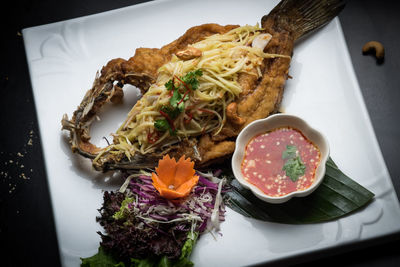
[97,171,227,261]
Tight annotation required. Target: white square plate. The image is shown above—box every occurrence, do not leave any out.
[22,0,400,266]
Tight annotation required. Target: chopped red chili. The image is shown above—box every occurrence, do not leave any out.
[184,112,193,124]
[174,75,191,91]
[198,108,214,115]
[147,131,159,144]
[177,91,188,106]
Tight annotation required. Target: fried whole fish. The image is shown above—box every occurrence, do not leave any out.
[62,0,344,172]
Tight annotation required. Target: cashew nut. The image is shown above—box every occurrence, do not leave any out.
[176,46,202,60]
[252,33,272,51]
[362,41,385,60]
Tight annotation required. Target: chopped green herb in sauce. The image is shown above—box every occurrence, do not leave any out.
[282,145,306,182]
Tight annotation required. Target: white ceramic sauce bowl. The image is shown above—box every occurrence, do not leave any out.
[231,114,330,204]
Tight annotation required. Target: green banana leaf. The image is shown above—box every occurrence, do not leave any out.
[224,158,374,224]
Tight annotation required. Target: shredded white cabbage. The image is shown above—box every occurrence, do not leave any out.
[210,178,225,232]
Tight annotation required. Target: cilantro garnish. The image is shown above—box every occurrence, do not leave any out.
[154,69,202,135]
[154,119,175,135]
[283,157,306,182]
[182,69,203,90]
[164,79,176,91]
[160,105,181,120]
[169,89,185,112]
[154,119,169,131]
[282,145,297,159]
[282,145,306,182]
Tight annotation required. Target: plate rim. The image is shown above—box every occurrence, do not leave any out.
[21,0,400,266]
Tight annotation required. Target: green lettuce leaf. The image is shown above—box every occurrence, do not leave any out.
[81,232,197,267]
[81,247,125,267]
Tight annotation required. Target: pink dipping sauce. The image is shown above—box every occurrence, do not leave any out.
[241,127,321,197]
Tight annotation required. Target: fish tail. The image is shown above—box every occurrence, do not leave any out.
[261,0,345,40]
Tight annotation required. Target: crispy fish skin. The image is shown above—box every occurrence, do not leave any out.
[100,23,240,94]
[194,31,293,166]
[62,24,238,160]
[214,0,345,142]
[198,0,345,166]
[62,0,344,172]
[212,27,293,142]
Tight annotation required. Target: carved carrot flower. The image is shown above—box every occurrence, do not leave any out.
[151,155,199,199]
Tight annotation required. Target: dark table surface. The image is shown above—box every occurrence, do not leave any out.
[1,0,400,266]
